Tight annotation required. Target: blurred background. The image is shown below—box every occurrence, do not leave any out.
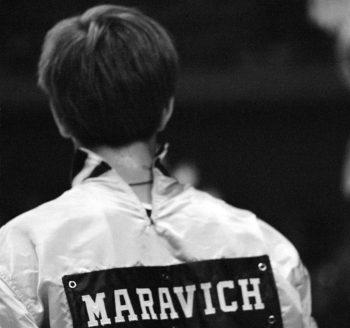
[2,0,350,326]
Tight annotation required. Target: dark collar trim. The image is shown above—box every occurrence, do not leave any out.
[70,148,112,184]
[88,161,111,179]
[71,143,170,185]
[70,149,88,183]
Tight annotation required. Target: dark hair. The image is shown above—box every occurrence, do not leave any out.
[38,5,178,147]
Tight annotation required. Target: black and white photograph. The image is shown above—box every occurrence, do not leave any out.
[1,1,350,327]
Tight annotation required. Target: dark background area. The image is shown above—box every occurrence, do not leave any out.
[1,1,350,326]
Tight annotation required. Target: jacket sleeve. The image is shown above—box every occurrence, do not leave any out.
[0,276,39,328]
[258,219,318,328]
[289,258,318,328]
[0,220,43,327]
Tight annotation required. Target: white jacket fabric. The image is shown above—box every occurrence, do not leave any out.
[0,151,317,328]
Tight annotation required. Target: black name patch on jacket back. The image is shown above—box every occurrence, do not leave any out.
[62,256,283,328]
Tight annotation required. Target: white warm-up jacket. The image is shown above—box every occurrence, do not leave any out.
[0,150,317,328]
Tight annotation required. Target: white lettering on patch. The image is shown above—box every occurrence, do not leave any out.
[136,288,158,320]
[114,289,138,323]
[217,280,238,312]
[173,285,196,318]
[81,278,266,326]
[81,293,112,327]
[158,287,179,320]
[238,278,265,311]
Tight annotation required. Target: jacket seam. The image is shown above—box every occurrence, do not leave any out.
[0,270,39,324]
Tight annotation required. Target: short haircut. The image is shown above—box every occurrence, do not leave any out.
[38,5,178,147]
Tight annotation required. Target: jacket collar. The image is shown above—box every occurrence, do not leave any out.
[71,144,170,187]
[71,148,111,187]
[70,145,187,215]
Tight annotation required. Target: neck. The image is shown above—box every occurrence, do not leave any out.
[91,138,156,182]
[90,138,156,204]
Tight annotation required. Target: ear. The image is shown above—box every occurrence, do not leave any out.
[158,97,174,132]
[50,102,71,138]
[55,119,71,138]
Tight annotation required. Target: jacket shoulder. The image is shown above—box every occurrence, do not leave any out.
[257,219,303,279]
[189,188,302,271]
[187,188,259,224]
[0,188,101,254]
